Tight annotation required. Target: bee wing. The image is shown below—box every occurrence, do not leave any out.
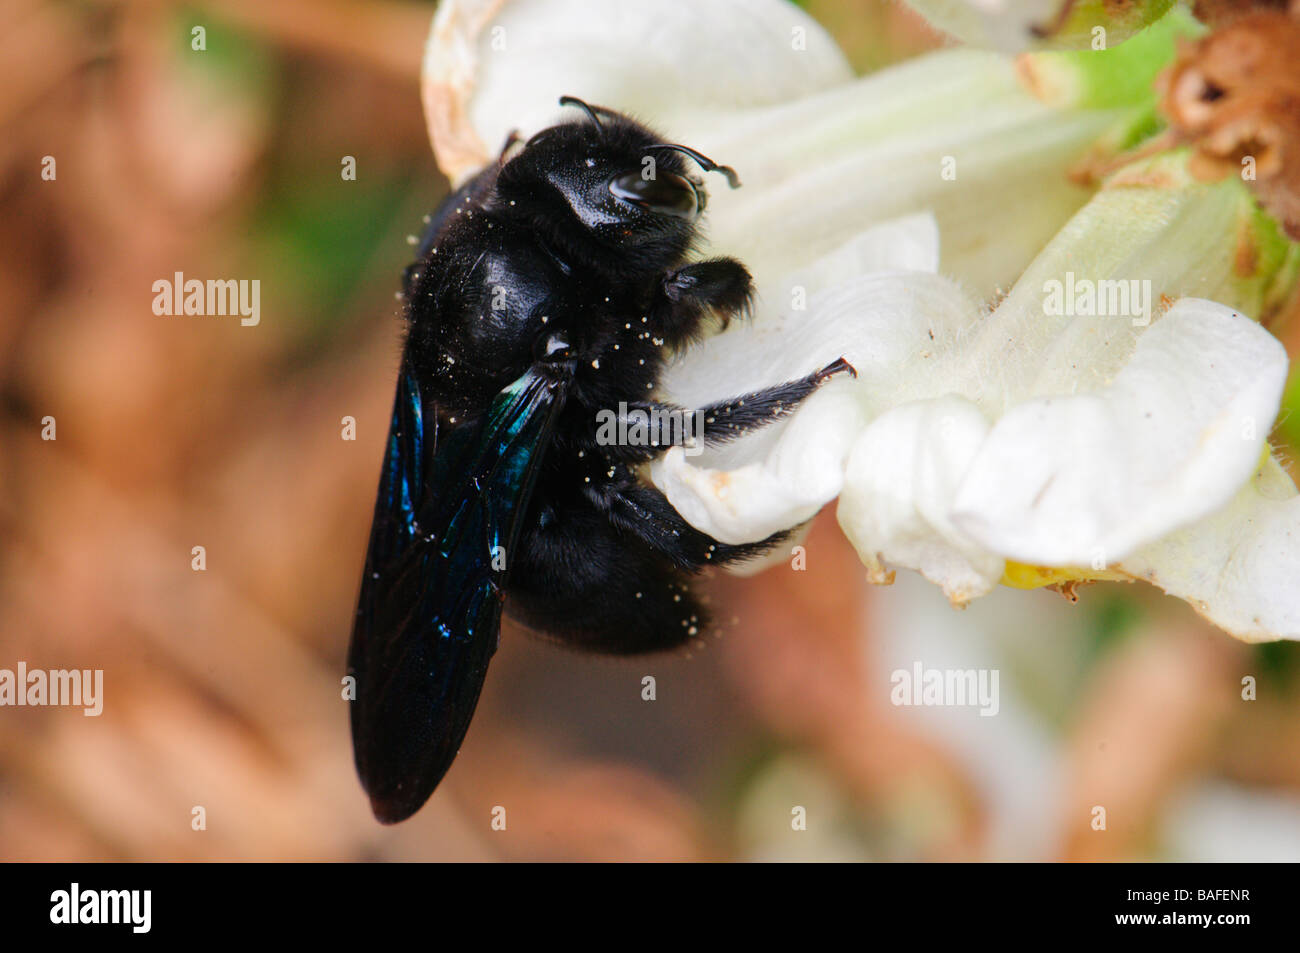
[348,363,568,823]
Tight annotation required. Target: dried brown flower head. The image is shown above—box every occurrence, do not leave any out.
[1160,10,1300,237]
[1192,0,1296,29]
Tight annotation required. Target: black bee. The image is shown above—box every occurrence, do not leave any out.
[348,97,853,823]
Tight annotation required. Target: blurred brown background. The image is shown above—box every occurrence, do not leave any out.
[2,0,1299,861]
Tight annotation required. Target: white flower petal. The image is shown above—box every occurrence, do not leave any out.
[423,0,851,183]
[950,299,1288,565]
[954,157,1281,406]
[652,382,865,545]
[659,265,974,414]
[838,396,1005,603]
[779,211,941,285]
[1123,458,1300,641]
[691,50,1116,298]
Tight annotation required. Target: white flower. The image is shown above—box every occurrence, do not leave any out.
[421,0,1300,640]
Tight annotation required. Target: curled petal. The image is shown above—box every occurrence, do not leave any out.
[950,299,1288,565]
[1123,458,1300,641]
[837,396,1005,604]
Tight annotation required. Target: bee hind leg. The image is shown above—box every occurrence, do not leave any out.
[598,478,788,571]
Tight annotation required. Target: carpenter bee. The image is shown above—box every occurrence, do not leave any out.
[348,97,853,823]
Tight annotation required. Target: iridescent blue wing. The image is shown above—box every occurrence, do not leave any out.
[348,363,567,823]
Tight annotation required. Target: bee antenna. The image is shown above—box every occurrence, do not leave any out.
[558,96,604,130]
[644,144,742,189]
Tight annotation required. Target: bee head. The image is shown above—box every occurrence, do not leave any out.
[493,96,741,275]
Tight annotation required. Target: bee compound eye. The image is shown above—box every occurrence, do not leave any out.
[608,171,699,220]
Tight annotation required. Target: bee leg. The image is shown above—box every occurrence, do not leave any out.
[510,499,715,653]
[596,478,786,570]
[545,570,712,654]
[592,403,707,463]
[598,358,853,464]
[655,257,753,344]
[696,357,855,444]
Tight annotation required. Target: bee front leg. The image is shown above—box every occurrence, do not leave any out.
[653,257,753,346]
[695,358,855,445]
[597,358,854,463]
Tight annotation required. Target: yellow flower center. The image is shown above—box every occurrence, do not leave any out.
[1000,561,1130,590]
